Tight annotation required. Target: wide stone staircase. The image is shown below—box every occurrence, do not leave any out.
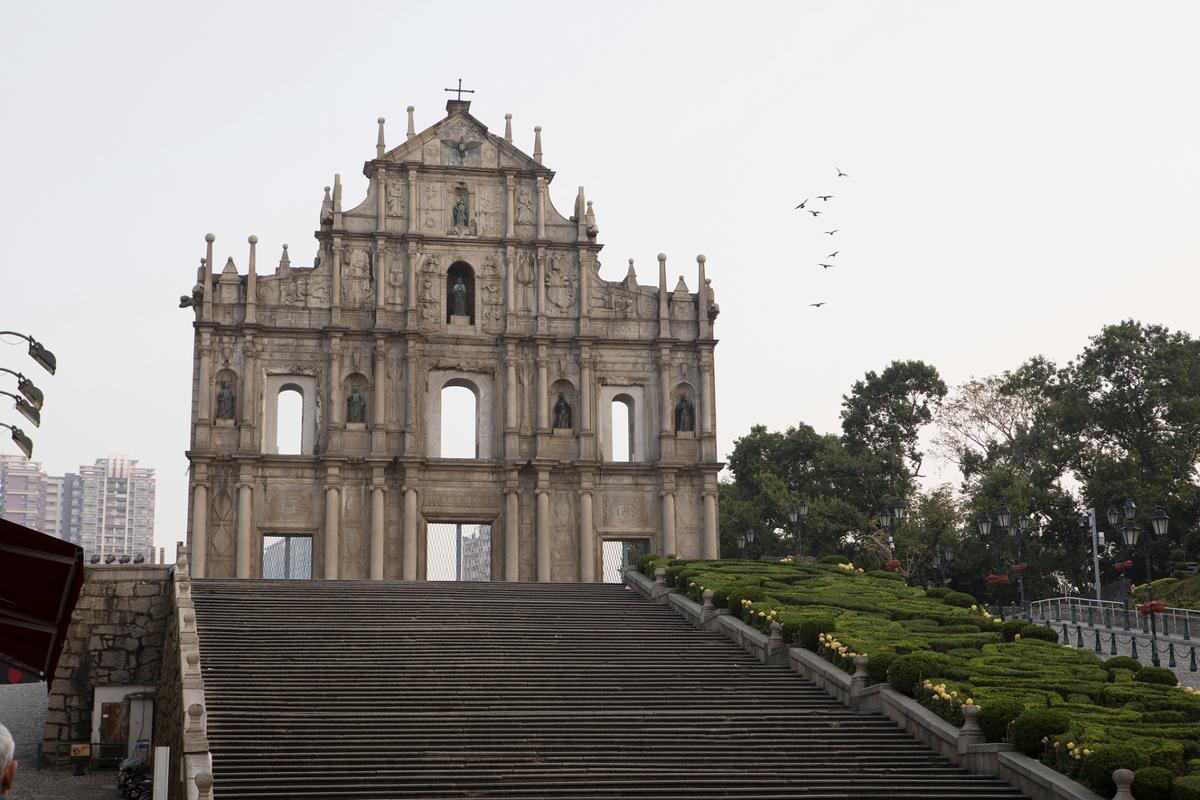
[192,580,1027,799]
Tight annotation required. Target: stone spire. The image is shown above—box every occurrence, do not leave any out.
[533,126,543,163]
[376,117,386,158]
[406,106,416,140]
[504,113,513,143]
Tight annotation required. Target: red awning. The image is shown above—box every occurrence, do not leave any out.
[0,517,84,688]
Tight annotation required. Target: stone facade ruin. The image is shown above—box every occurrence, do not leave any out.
[183,98,721,581]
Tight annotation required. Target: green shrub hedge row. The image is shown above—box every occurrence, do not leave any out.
[642,554,1200,797]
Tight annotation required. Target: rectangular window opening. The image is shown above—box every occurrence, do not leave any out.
[262,535,312,579]
[426,523,491,581]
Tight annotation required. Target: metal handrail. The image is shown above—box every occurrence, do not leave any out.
[1030,596,1200,639]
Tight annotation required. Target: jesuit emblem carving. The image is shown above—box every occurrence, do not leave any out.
[515,189,534,224]
[440,135,483,167]
[544,253,576,312]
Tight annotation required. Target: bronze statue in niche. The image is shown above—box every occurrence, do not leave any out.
[216,381,236,420]
[553,393,572,429]
[347,387,367,424]
[445,262,475,323]
[674,395,695,432]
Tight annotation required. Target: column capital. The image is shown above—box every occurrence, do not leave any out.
[191,480,210,490]
[324,484,341,494]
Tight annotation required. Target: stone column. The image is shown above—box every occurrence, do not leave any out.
[404,347,419,454]
[370,482,386,581]
[324,484,340,579]
[700,357,714,437]
[536,486,551,582]
[405,243,418,311]
[536,351,549,431]
[372,337,387,451]
[202,233,215,319]
[661,491,677,557]
[190,477,208,579]
[658,348,673,435]
[375,167,387,233]
[374,237,387,312]
[329,337,343,427]
[407,169,418,235]
[579,491,595,583]
[402,486,418,580]
[535,176,546,239]
[535,250,546,321]
[505,348,518,431]
[236,480,253,578]
[580,352,593,432]
[505,487,520,581]
[240,338,257,451]
[331,236,343,321]
[505,173,516,238]
[197,331,212,421]
[702,489,719,559]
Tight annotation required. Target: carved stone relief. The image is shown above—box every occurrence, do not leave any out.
[256,278,278,305]
[479,254,504,334]
[418,253,441,331]
[515,251,535,312]
[602,492,649,527]
[280,271,328,308]
[342,247,374,308]
[515,188,534,224]
[422,182,442,231]
[386,247,405,307]
[476,185,501,237]
[266,487,313,523]
[210,488,235,558]
[544,253,577,313]
[385,176,406,217]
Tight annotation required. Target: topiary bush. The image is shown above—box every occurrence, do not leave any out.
[1079,745,1148,796]
[1021,625,1061,643]
[942,591,977,608]
[819,554,851,565]
[886,651,961,697]
[1173,774,1200,800]
[979,697,1025,742]
[1008,708,1070,756]
[1106,655,1143,673]
[925,586,949,598]
[1136,666,1179,686]
[794,615,835,650]
[1000,619,1029,642]
[866,569,906,582]
[866,651,896,684]
[1131,766,1173,800]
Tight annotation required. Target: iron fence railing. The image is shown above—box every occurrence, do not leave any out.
[1029,595,1200,639]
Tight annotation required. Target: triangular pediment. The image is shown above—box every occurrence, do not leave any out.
[382,110,548,174]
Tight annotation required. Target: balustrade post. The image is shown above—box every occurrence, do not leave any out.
[766,620,785,666]
[1094,629,1102,653]
[1131,636,1139,659]
[1169,643,1177,668]
[1123,607,1131,631]
[957,703,985,756]
[1189,646,1197,672]
[1076,624,1084,648]
[1111,768,1134,800]
[850,654,870,714]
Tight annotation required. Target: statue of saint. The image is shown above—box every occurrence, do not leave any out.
[215,381,236,420]
[452,197,469,228]
[553,393,572,429]
[674,395,695,432]
[347,387,367,424]
[452,277,468,316]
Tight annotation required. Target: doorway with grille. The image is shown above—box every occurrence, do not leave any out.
[426,523,492,581]
[601,538,649,583]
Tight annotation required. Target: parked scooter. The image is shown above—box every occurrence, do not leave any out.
[118,756,152,799]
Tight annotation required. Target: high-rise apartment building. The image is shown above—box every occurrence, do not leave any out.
[0,454,156,559]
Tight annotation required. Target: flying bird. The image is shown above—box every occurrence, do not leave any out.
[819,263,836,269]
[795,199,809,209]
[827,251,839,258]
[818,195,834,201]
[836,167,849,177]
[824,230,839,235]
[808,210,822,217]
[809,302,826,308]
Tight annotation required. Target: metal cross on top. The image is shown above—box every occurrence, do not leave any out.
[443,79,475,101]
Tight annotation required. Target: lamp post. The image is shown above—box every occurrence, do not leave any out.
[1109,501,1169,667]
[976,510,1007,621]
[737,528,756,559]
[0,423,34,459]
[0,369,44,410]
[787,499,808,560]
[993,508,1031,613]
[877,500,906,555]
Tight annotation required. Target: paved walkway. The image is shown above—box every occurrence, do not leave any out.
[0,682,48,763]
[1045,620,1200,689]
[6,768,117,799]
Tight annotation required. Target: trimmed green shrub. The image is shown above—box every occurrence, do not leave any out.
[887,652,961,697]
[1009,708,1070,756]
[1000,620,1028,642]
[1130,766,1172,800]
[942,591,977,608]
[637,553,659,575]
[795,615,835,650]
[1143,710,1187,724]
[819,554,851,565]
[1079,745,1148,795]
[867,569,906,582]
[925,587,949,598]
[1136,666,1179,686]
[866,651,896,684]
[1106,656,1143,673]
[979,697,1024,742]
[1021,625,1061,643]
[1173,774,1200,800]
[899,618,940,632]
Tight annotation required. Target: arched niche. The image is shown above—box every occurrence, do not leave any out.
[343,371,371,427]
[426,372,495,459]
[550,378,576,431]
[672,382,697,434]
[446,261,476,324]
[213,368,239,423]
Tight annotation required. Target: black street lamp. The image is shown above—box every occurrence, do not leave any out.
[0,423,33,459]
[737,528,756,559]
[878,500,906,555]
[1116,504,1169,667]
[0,368,44,410]
[976,510,1007,621]
[0,332,57,375]
[787,499,808,559]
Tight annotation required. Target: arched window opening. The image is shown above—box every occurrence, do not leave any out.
[446,261,476,324]
[440,384,477,458]
[276,387,304,455]
[611,395,634,462]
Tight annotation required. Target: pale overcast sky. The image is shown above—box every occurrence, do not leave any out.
[2,2,1198,553]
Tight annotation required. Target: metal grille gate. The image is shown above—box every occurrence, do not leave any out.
[426,523,492,581]
[602,539,648,583]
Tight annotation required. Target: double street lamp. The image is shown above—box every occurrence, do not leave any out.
[1105,499,1169,667]
[975,506,1031,620]
[1,332,55,459]
[736,529,756,559]
[787,499,808,559]
[877,500,907,554]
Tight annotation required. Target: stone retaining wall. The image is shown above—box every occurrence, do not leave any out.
[42,565,173,762]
